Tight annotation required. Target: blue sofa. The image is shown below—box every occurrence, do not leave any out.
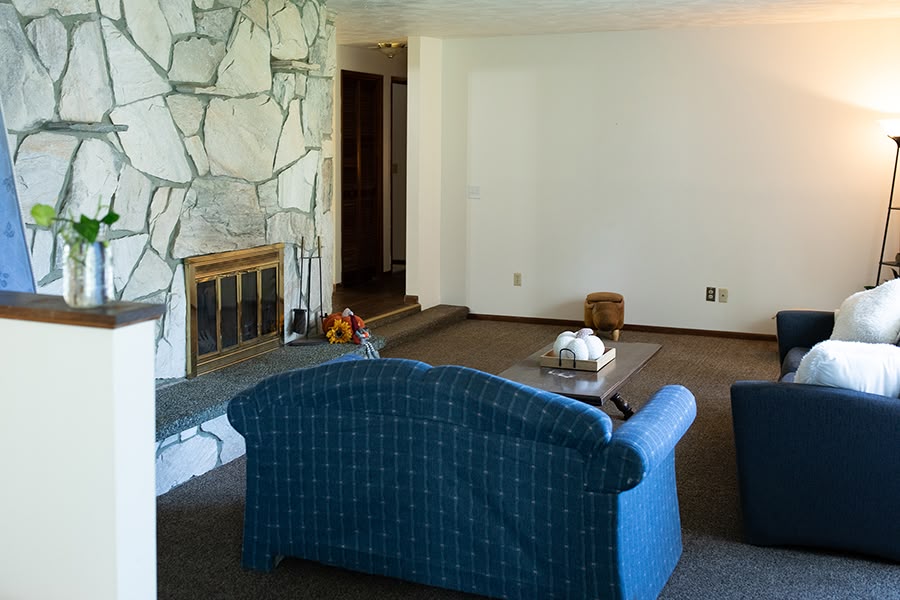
[228,357,697,599]
[731,310,900,562]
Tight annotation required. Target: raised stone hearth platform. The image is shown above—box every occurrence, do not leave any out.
[154,305,470,495]
[155,337,385,495]
[156,414,246,496]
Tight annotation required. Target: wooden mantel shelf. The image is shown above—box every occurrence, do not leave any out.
[0,291,164,329]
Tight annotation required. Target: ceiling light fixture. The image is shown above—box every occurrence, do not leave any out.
[376,42,406,59]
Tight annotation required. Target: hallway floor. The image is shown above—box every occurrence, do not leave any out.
[331,269,416,322]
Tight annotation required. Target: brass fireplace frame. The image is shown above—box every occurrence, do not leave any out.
[184,244,284,377]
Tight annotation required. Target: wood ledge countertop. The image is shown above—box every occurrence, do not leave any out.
[0,291,165,329]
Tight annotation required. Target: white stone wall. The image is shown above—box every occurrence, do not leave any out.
[155,413,246,495]
[1,0,336,378]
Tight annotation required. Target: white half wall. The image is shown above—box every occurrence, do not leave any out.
[1,317,157,600]
[436,19,900,334]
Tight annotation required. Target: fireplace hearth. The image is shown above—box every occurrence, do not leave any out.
[184,245,284,377]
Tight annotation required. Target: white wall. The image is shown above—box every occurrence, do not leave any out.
[335,45,407,281]
[408,37,444,308]
[434,19,900,334]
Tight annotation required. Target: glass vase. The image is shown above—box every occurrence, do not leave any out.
[62,240,113,308]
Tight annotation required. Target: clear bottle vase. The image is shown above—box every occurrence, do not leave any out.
[62,241,113,308]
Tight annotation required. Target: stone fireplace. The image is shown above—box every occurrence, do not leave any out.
[1,0,336,379]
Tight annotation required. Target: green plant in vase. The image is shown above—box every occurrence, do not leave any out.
[31,203,120,308]
[31,203,119,245]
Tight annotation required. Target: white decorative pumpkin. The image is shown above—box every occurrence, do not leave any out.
[553,331,576,355]
[584,335,605,360]
[563,337,589,361]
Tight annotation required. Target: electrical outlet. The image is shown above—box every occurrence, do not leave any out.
[706,287,716,302]
[513,272,522,287]
[718,288,728,303]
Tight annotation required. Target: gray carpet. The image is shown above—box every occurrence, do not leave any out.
[156,320,900,599]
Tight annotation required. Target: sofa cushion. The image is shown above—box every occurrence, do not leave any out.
[780,346,809,380]
[795,339,900,397]
[830,279,900,344]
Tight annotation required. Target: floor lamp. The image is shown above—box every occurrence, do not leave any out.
[876,119,900,287]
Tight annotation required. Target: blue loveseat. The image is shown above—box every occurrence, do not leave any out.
[228,357,696,599]
[731,310,900,562]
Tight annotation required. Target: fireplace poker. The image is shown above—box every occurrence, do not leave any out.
[288,236,328,346]
[291,237,306,336]
[316,236,325,324]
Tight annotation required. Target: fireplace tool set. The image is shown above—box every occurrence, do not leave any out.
[288,236,328,346]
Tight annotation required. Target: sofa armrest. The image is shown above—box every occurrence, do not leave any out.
[775,310,835,365]
[586,385,696,492]
[732,380,900,484]
[731,380,900,438]
[730,380,900,560]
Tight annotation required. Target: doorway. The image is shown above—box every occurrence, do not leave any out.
[340,70,383,286]
[335,68,413,321]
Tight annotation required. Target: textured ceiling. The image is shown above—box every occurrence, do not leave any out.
[327,0,900,46]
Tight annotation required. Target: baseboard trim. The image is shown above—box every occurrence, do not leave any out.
[624,323,775,342]
[468,313,583,328]
[467,313,776,342]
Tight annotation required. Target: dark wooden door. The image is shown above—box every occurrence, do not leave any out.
[341,70,383,285]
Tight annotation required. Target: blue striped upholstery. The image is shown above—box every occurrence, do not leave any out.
[228,358,696,599]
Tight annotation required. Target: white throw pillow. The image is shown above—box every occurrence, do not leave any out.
[830,279,900,344]
[795,339,900,397]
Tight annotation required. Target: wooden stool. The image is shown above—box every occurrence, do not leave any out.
[584,292,624,341]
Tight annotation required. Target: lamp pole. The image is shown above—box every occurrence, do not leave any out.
[876,135,900,287]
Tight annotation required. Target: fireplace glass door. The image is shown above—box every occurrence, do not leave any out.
[185,245,284,377]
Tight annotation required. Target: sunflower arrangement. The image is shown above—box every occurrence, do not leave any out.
[325,317,353,343]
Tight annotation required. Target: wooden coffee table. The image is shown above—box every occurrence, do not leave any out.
[499,341,661,419]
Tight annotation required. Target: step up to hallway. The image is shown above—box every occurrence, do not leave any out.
[155,304,469,496]
[364,302,422,329]
[369,304,469,349]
